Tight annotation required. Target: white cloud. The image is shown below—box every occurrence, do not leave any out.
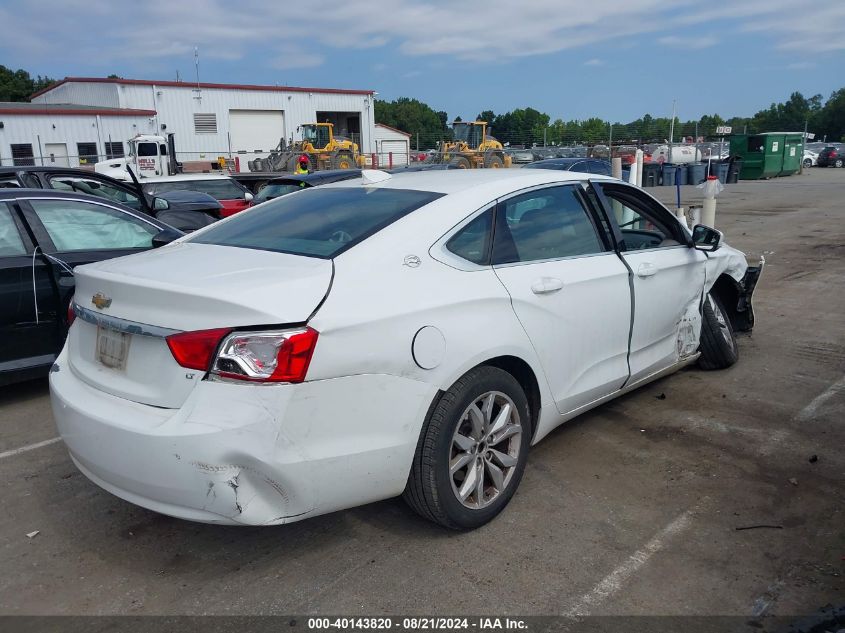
[658,35,718,49]
[584,59,604,66]
[0,0,841,72]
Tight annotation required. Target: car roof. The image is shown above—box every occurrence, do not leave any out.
[327,167,610,195]
[267,169,361,185]
[142,173,234,183]
[0,188,164,223]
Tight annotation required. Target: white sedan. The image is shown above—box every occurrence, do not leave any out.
[50,169,762,529]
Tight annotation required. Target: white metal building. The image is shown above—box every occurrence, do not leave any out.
[374,123,412,167]
[1,77,376,170]
[0,102,157,168]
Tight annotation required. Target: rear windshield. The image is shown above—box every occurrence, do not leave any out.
[189,187,443,258]
[253,182,307,204]
[145,179,245,201]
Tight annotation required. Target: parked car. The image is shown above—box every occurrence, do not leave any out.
[816,146,844,168]
[506,148,535,164]
[0,166,152,213]
[523,157,630,180]
[251,169,362,205]
[0,189,181,386]
[153,191,223,232]
[50,169,762,529]
[803,150,818,169]
[142,174,254,217]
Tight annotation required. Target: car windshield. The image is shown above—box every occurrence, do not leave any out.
[145,179,245,201]
[253,182,307,204]
[189,187,443,258]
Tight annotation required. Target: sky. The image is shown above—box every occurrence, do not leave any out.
[1,0,844,123]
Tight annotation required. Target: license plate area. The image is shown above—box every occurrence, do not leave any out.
[96,325,131,370]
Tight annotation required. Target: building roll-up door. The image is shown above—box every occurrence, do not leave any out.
[380,140,409,166]
[229,110,285,170]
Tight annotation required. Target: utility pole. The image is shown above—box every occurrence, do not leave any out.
[800,119,808,174]
[608,123,613,160]
[668,99,676,164]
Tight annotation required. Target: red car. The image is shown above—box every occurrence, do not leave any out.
[142,175,254,218]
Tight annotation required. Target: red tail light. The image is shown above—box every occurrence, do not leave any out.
[212,327,319,383]
[166,328,232,371]
[67,300,76,326]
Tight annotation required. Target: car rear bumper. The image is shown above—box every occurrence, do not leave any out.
[49,350,436,525]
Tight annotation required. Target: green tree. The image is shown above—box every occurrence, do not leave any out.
[374,97,446,149]
[0,65,55,102]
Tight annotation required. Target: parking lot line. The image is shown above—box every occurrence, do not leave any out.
[0,437,61,460]
[562,509,695,617]
[796,374,845,422]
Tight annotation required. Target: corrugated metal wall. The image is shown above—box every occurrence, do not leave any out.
[31,83,120,109]
[0,113,154,168]
[114,83,375,158]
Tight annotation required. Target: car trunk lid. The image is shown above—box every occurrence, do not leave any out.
[67,243,332,408]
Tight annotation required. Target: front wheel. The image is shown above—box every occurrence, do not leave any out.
[404,366,531,529]
[449,156,472,169]
[698,292,738,370]
[803,158,812,169]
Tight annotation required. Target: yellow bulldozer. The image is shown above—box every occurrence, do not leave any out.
[432,121,512,169]
[249,123,362,173]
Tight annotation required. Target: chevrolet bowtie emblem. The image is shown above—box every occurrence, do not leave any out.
[91,293,112,310]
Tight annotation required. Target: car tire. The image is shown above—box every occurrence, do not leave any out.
[803,158,812,169]
[835,158,844,168]
[698,292,738,370]
[403,366,531,529]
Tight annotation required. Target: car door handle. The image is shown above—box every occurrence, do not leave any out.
[530,277,564,294]
[637,263,658,278]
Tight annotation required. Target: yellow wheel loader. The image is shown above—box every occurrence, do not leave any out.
[432,121,512,169]
[249,123,363,173]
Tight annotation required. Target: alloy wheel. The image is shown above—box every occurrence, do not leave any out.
[449,391,523,509]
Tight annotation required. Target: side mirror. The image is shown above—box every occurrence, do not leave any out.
[692,224,722,252]
[151,228,181,248]
[244,191,254,202]
[153,197,170,211]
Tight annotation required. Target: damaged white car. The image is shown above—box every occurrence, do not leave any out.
[50,169,762,529]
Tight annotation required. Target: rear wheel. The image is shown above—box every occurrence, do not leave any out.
[803,158,812,169]
[698,292,738,370]
[404,366,531,529]
[835,158,844,168]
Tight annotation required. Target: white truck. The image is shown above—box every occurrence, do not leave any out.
[95,133,182,181]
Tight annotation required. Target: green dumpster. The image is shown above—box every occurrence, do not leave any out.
[779,134,803,176]
[729,132,803,179]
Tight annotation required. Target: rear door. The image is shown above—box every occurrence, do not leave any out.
[0,200,60,378]
[491,184,631,414]
[18,197,162,318]
[596,183,706,383]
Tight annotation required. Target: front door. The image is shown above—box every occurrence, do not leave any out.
[597,183,707,383]
[491,184,631,414]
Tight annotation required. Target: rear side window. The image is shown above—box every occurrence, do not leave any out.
[0,203,27,256]
[190,187,443,258]
[28,199,158,252]
[446,209,493,265]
